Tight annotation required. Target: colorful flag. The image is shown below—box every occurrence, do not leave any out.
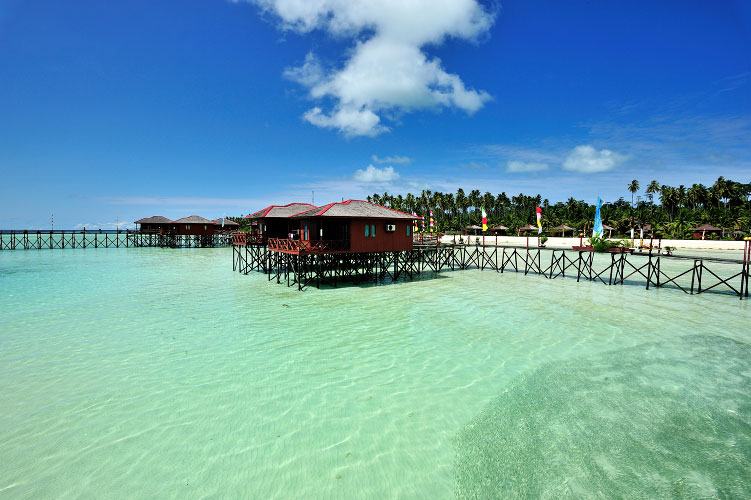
[429,210,434,233]
[482,207,488,231]
[412,213,418,233]
[536,206,542,234]
[421,215,425,232]
[593,197,603,237]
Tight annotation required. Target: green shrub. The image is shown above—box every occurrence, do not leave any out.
[588,235,623,252]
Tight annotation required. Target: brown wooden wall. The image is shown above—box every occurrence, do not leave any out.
[175,223,214,235]
[349,219,413,252]
[258,219,298,239]
[139,223,170,233]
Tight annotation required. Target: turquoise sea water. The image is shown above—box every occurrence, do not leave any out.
[1,247,749,498]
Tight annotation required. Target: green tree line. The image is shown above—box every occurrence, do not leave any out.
[365,176,750,239]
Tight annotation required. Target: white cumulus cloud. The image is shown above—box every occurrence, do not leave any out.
[563,145,626,173]
[251,0,495,136]
[507,160,549,173]
[353,164,400,183]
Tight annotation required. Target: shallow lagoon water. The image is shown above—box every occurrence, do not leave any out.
[0,247,749,498]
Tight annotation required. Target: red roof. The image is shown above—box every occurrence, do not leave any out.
[172,215,212,224]
[290,199,416,219]
[693,224,722,231]
[245,203,317,219]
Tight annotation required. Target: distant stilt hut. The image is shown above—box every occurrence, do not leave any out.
[551,224,575,237]
[692,224,722,240]
[489,224,508,234]
[602,224,615,238]
[464,225,483,235]
[212,218,240,233]
[134,216,173,234]
[172,215,214,235]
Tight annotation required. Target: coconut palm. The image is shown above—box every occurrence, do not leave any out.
[627,180,640,208]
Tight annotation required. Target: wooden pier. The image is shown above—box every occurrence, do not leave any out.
[0,230,233,250]
[232,235,751,299]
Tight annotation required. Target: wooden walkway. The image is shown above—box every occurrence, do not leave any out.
[0,230,234,250]
[232,241,751,299]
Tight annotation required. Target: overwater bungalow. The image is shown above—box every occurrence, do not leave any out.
[134,216,172,233]
[279,199,415,253]
[212,218,240,233]
[172,215,215,235]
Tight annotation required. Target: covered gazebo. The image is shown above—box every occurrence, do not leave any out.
[631,224,652,238]
[134,216,172,234]
[517,225,538,236]
[551,224,575,237]
[463,225,483,235]
[489,224,508,234]
[602,224,615,238]
[692,224,722,240]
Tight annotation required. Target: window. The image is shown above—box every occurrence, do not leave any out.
[204,225,207,230]
[365,224,369,237]
[371,224,376,237]
[407,224,411,236]
[186,225,190,230]
[304,225,309,240]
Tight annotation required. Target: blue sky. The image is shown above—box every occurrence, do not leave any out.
[1,0,749,228]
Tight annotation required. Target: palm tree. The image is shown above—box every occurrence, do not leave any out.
[676,185,686,210]
[468,189,481,219]
[455,188,466,226]
[405,193,415,214]
[627,180,640,208]
[628,179,640,227]
[646,180,660,204]
[711,176,728,208]
[660,185,676,221]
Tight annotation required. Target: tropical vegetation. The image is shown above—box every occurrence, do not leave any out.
[360,177,750,239]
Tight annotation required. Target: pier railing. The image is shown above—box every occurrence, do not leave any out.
[0,230,234,250]
[234,240,750,297]
[232,233,266,246]
[267,237,350,254]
